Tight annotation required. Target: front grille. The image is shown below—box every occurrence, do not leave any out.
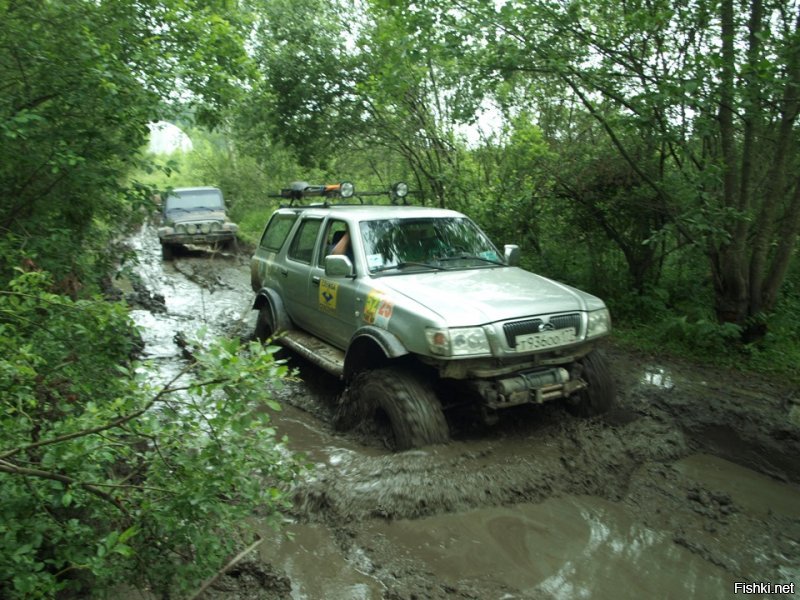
[503,313,581,347]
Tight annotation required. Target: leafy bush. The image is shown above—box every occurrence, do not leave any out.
[0,270,303,598]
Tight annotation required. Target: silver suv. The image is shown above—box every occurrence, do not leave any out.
[157,186,239,260]
[251,182,614,449]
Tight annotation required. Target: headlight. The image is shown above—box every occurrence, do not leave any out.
[425,326,491,357]
[157,226,174,237]
[176,223,188,234]
[199,222,212,234]
[586,308,611,338]
[210,222,222,232]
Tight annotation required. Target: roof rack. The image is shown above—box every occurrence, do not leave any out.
[270,181,415,207]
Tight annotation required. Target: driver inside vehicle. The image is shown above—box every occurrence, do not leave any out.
[400,224,444,263]
[326,224,353,262]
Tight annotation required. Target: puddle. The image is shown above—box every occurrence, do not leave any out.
[676,454,800,520]
[256,522,384,600]
[641,366,675,389]
[268,403,384,468]
[365,495,729,599]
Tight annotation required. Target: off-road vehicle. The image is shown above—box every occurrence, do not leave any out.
[157,186,239,260]
[251,182,614,449]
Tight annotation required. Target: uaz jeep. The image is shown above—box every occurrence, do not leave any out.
[157,186,239,260]
[251,182,614,449]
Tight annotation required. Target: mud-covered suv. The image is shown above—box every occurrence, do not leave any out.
[251,182,614,449]
[157,186,238,259]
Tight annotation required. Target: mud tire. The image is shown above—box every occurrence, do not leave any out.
[569,350,616,417]
[161,243,174,261]
[344,366,449,451]
[254,306,275,342]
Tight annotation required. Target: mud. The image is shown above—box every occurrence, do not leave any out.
[123,224,800,599]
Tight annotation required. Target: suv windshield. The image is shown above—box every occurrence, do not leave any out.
[359,217,503,273]
[165,189,224,212]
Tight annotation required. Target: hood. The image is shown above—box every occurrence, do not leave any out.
[378,267,603,327]
[166,209,227,225]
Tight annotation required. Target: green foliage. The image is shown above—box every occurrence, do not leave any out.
[0,270,303,598]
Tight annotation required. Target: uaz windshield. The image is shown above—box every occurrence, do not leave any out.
[359,217,502,273]
[165,189,224,212]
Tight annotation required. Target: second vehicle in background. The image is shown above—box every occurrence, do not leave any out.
[157,186,238,260]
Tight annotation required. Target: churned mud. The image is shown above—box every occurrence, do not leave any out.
[123,224,800,599]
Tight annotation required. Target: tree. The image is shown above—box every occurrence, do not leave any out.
[234,0,359,168]
[418,0,800,339]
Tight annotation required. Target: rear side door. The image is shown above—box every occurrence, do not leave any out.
[283,216,324,328]
[250,211,299,294]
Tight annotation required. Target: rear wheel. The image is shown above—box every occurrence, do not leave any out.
[344,366,449,451]
[568,350,615,417]
[254,306,275,342]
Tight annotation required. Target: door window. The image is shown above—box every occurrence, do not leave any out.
[319,220,352,264]
[288,218,323,264]
[259,213,298,252]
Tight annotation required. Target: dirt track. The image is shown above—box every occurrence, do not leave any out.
[125,225,800,599]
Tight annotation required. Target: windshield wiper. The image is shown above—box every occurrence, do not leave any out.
[166,207,190,213]
[189,206,220,211]
[437,253,505,266]
[372,261,448,273]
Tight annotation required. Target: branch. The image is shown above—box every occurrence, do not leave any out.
[188,535,264,600]
[0,363,195,461]
[0,459,128,514]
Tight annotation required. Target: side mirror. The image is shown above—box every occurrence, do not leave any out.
[324,255,354,278]
[504,244,520,266]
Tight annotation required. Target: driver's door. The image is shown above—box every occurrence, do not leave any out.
[303,218,359,349]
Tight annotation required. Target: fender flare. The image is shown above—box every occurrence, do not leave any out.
[252,288,292,332]
[344,326,409,380]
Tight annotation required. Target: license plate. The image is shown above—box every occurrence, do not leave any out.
[515,327,576,351]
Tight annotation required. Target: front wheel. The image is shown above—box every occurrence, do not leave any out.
[568,350,616,417]
[161,243,174,261]
[344,366,449,451]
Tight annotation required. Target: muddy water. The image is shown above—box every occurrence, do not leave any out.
[125,224,800,599]
[366,497,728,599]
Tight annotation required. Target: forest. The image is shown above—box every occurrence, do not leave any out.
[1,0,799,597]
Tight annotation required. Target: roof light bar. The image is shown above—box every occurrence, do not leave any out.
[272,181,416,205]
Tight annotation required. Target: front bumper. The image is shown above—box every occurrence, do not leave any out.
[470,365,586,409]
[160,231,236,246]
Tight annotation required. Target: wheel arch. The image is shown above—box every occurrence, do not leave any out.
[343,326,410,381]
[253,288,292,332]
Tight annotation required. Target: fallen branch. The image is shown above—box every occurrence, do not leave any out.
[188,535,265,600]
